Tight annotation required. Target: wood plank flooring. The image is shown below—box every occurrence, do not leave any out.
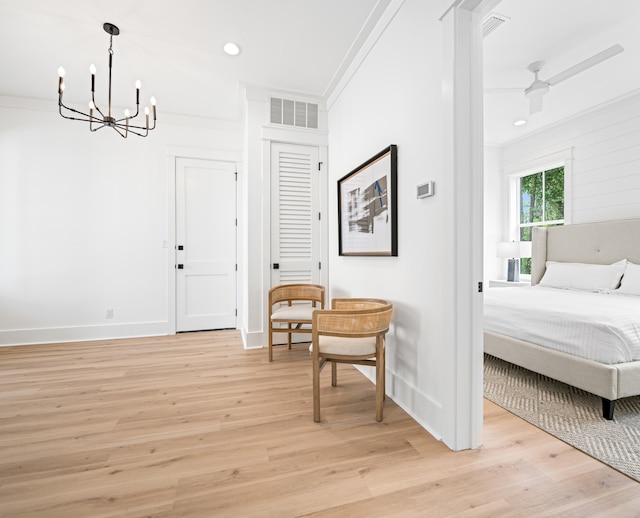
[1,330,639,517]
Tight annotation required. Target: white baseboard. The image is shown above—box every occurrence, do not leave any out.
[0,321,170,347]
[241,329,265,349]
[354,364,443,443]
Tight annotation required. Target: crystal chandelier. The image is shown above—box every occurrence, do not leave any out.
[57,23,157,138]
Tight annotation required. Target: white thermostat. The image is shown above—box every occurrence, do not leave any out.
[416,181,434,199]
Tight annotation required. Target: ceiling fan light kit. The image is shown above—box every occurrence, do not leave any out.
[524,61,550,114]
[57,22,157,138]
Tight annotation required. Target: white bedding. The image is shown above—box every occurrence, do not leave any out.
[484,286,640,365]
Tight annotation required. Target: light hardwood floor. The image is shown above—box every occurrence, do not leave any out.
[1,331,639,517]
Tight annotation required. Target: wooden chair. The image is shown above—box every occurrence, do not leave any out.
[268,283,325,362]
[311,298,393,422]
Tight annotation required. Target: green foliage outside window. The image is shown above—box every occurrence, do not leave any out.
[519,166,564,275]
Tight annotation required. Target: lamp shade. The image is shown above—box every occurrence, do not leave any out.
[497,241,531,259]
[519,240,532,259]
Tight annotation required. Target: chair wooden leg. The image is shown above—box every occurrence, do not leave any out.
[383,348,386,401]
[313,352,321,422]
[376,339,385,422]
[268,323,273,362]
[331,361,337,387]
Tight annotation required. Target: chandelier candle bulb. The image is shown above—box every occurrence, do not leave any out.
[57,67,65,95]
[150,96,157,120]
[124,108,130,135]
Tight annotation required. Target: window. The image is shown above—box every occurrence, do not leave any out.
[516,166,564,275]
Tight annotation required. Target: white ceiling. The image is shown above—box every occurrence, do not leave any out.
[483,0,640,145]
[1,1,638,145]
[0,0,386,122]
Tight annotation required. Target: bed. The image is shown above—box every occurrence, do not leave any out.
[484,218,640,420]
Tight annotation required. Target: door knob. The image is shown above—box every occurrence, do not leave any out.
[177,264,184,269]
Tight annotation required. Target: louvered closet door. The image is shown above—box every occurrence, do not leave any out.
[271,142,321,290]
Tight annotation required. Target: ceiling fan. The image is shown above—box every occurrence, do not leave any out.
[494,44,624,114]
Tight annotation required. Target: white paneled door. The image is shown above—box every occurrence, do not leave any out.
[270,142,321,288]
[176,158,237,332]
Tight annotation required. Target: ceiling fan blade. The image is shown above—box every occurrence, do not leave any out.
[545,44,624,86]
[529,93,544,114]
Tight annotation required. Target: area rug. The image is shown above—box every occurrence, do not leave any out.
[484,354,640,482]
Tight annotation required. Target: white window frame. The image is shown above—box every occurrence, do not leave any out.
[508,160,571,279]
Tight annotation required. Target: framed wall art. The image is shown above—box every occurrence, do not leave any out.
[338,145,397,256]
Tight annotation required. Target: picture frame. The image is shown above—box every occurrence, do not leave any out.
[338,145,397,256]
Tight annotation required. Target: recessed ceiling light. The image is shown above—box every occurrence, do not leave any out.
[513,119,527,127]
[223,42,241,56]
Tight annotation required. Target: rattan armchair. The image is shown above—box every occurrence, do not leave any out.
[268,283,325,362]
[311,298,393,422]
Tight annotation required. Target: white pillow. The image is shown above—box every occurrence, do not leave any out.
[539,260,627,291]
[617,261,640,295]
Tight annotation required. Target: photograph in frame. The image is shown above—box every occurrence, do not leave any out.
[338,145,397,256]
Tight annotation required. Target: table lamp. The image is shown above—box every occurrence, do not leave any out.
[497,241,532,282]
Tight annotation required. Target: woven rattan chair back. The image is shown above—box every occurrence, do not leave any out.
[268,283,325,362]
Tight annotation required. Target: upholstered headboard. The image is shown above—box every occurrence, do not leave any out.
[531,218,640,285]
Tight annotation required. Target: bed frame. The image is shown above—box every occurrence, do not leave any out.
[485,218,640,419]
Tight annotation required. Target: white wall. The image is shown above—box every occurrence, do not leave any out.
[500,92,640,225]
[327,0,483,449]
[0,96,241,345]
[483,144,505,281]
[239,88,267,349]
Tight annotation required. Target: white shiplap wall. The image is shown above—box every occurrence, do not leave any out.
[501,92,640,224]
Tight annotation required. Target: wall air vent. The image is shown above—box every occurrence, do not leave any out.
[270,97,319,129]
[482,12,510,38]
